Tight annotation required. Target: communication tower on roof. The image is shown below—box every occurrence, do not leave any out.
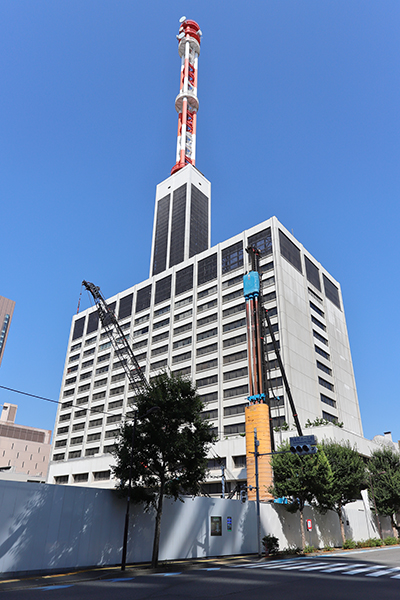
[171,17,202,175]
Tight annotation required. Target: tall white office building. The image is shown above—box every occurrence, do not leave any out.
[47,18,363,491]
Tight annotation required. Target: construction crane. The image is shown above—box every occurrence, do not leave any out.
[82,280,148,395]
[243,246,303,437]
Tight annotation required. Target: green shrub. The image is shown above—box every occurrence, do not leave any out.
[262,534,279,555]
[323,545,334,552]
[364,538,383,547]
[356,540,365,548]
[384,536,398,546]
[343,539,356,549]
[281,545,302,556]
[303,545,316,554]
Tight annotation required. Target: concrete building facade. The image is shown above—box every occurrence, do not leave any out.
[47,166,363,491]
[0,403,51,482]
[0,296,15,368]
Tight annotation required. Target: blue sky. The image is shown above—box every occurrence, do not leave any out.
[1,1,399,443]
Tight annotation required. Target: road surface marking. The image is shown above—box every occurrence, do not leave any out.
[345,566,381,575]
[321,563,366,572]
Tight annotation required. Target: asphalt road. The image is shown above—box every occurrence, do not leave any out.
[2,547,400,599]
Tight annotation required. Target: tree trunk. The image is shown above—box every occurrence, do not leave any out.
[338,506,346,545]
[390,514,399,539]
[299,510,306,550]
[151,477,165,568]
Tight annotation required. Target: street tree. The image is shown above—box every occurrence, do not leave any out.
[112,371,214,567]
[318,441,366,544]
[269,442,333,549]
[369,447,400,538]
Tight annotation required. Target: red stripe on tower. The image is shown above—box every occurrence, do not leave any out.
[171,17,202,175]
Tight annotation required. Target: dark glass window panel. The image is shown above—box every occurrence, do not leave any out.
[248,227,272,257]
[321,393,336,408]
[264,291,276,303]
[102,302,116,328]
[136,285,152,313]
[86,311,99,335]
[118,293,133,320]
[223,367,248,381]
[197,343,217,356]
[224,404,247,417]
[270,395,284,408]
[323,274,341,309]
[222,289,242,304]
[223,384,248,399]
[269,376,283,388]
[169,184,187,268]
[315,345,330,360]
[176,265,193,296]
[199,391,218,403]
[311,315,326,331]
[279,230,302,273]
[196,374,218,387]
[203,412,219,424]
[197,313,218,327]
[172,351,191,364]
[155,275,171,305]
[260,261,274,274]
[72,316,85,340]
[222,242,243,274]
[223,349,247,364]
[223,303,245,318]
[197,328,217,342]
[223,333,247,348]
[233,455,246,468]
[305,256,321,291]
[271,416,286,428]
[322,410,339,424]
[152,194,170,275]
[198,254,217,286]
[319,376,334,391]
[174,322,192,335]
[317,360,332,376]
[224,423,245,435]
[196,358,218,372]
[223,318,246,333]
[189,184,209,258]
[313,330,328,345]
[310,301,324,317]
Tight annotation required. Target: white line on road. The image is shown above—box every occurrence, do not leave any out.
[345,566,381,575]
[367,568,400,577]
[321,563,366,573]
[299,562,347,571]
[281,562,327,570]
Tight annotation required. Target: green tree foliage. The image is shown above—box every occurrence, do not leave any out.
[269,442,333,549]
[369,447,400,538]
[112,372,214,567]
[318,441,366,544]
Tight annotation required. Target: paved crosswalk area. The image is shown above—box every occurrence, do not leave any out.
[231,558,400,580]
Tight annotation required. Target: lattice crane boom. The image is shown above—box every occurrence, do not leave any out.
[82,280,148,394]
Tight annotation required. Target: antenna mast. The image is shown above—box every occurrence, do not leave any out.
[171,17,202,175]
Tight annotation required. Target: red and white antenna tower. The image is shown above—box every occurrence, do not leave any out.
[171,17,202,175]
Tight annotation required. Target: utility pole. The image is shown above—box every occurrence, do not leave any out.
[254,428,261,558]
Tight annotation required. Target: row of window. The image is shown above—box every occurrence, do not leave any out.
[71,228,273,345]
[280,230,341,309]
[54,470,111,484]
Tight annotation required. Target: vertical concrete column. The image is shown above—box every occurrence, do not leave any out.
[245,404,273,501]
